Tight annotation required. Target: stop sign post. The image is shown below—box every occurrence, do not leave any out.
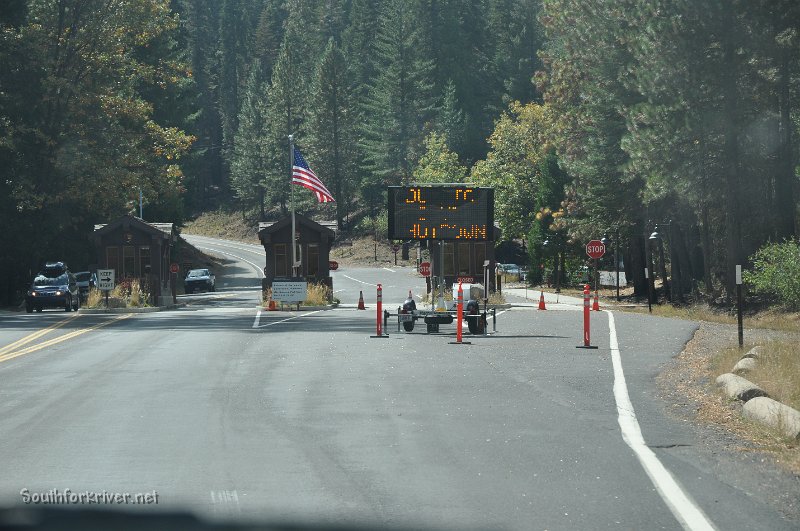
[586,240,606,299]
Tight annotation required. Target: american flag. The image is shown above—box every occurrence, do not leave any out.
[292,147,335,203]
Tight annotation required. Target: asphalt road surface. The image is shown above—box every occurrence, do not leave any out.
[0,235,797,530]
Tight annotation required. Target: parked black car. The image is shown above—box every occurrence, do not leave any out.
[184,268,215,294]
[25,262,80,313]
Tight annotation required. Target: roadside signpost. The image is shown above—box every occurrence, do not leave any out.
[736,264,743,347]
[586,240,606,306]
[97,269,114,308]
[170,263,178,303]
[97,269,115,291]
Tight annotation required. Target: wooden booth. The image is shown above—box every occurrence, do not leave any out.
[258,214,336,290]
[93,215,176,304]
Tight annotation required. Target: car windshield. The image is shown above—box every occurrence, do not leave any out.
[187,270,207,277]
[33,273,67,287]
[75,272,92,282]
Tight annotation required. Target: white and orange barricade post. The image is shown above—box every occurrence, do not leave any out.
[371,283,388,338]
[449,281,471,345]
[577,283,598,349]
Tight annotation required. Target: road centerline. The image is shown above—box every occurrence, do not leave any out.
[0,313,81,357]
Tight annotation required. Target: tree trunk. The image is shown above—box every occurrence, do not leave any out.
[774,48,796,239]
[721,13,743,299]
[701,205,714,295]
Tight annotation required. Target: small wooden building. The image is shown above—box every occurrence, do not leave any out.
[93,215,176,302]
[258,214,336,289]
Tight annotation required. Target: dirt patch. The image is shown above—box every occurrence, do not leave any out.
[331,237,419,268]
[182,210,260,244]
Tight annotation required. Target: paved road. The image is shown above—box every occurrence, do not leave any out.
[0,235,796,530]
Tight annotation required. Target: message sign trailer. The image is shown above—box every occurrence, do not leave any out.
[387,186,494,241]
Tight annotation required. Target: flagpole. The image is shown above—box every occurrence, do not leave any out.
[289,134,296,277]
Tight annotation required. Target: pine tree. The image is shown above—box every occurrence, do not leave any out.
[230,64,269,218]
[360,0,437,210]
[308,39,359,229]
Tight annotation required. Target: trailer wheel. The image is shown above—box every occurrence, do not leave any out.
[467,312,485,334]
[402,319,414,332]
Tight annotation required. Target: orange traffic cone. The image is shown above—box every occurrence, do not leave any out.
[593,292,600,311]
[538,291,547,310]
[268,299,277,311]
[357,291,366,310]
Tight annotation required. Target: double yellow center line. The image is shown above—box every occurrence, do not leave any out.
[0,314,132,364]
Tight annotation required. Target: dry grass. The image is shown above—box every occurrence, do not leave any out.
[622,302,800,333]
[730,341,800,412]
[84,289,104,308]
[304,283,333,305]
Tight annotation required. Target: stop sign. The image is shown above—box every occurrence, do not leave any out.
[419,261,431,277]
[586,240,606,259]
[170,263,179,274]
[328,260,339,271]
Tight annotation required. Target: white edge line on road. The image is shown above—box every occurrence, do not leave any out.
[252,309,261,329]
[258,310,322,328]
[195,245,265,279]
[606,310,716,531]
[382,267,395,273]
[342,274,374,286]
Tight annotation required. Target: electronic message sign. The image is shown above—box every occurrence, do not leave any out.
[388,186,494,241]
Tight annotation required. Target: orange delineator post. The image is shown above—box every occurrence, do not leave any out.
[456,282,463,343]
[593,291,600,311]
[376,284,383,337]
[583,284,591,347]
[538,291,547,310]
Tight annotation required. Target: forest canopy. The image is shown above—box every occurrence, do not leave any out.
[0,0,797,305]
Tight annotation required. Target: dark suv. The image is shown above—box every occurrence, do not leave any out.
[25,262,80,313]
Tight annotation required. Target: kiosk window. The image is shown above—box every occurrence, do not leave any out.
[106,246,119,272]
[139,246,150,276]
[308,244,319,277]
[443,243,455,276]
[458,243,471,275]
[123,246,135,277]
[275,244,288,277]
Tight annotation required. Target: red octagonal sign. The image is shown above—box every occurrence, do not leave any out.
[419,261,431,277]
[586,240,606,259]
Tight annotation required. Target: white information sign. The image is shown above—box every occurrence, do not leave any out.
[599,270,627,287]
[271,281,307,303]
[97,269,115,291]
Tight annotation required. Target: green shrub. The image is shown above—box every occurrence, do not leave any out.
[743,240,800,310]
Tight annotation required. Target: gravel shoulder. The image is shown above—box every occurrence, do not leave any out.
[657,321,800,520]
